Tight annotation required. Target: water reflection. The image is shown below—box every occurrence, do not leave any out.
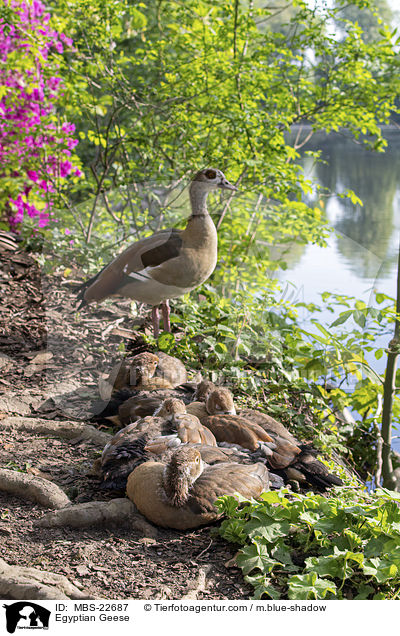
[300,130,400,280]
[284,129,400,451]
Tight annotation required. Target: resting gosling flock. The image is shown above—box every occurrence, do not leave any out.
[77,168,237,337]
[100,398,216,489]
[187,387,343,490]
[126,446,270,530]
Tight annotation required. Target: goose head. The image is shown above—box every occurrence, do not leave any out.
[191,168,238,192]
[205,388,236,415]
[193,380,216,402]
[129,352,159,385]
[162,447,204,507]
[153,397,187,422]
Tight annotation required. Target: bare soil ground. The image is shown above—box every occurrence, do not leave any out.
[0,249,252,600]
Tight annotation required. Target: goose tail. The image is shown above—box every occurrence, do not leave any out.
[100,438,149,490]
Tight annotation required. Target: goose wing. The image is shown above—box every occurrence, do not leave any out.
[203,415,273,451]
[239,408,298,444]
[290,450,343,490]
[174,414,217,446]
[79,228,183,303]
[126,461,269,530]
[100,416,165,489]
[187,462,270,516]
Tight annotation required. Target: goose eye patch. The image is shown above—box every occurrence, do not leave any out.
[205,169,217,179]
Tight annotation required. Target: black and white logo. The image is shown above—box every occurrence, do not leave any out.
[3,602,50,634]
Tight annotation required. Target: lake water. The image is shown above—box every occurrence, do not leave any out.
[281,129,400,450]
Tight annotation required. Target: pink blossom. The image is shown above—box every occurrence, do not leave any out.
[59,160,72,177]
[1,0,80,229]
[27,170,39,181]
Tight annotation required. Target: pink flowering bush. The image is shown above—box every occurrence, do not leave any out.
[0,0,81,230]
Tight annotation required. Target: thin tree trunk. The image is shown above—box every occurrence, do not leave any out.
[381,240,400,488]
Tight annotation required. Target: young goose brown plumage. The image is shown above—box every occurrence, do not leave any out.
[187,386,236,421]
[188,388,343,490]
[206,389,343,490]
[126,446,270,530]
[235,405,343,488]
[155,351,188,387]
[98,350,191,411]
[112,378,211,427]
[187,388,273,451]
[77,168,237,337]
[192,380,216,402]
[100,398,216,489]
[98,352,166,402]
[116,385,193,426]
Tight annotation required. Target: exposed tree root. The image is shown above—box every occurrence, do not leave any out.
[0,416,111,446]
[0,469,70,509]
[0,558,91,600]
[35,498,159,537]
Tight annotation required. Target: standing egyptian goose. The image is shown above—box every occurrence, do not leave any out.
[100,398,216,489]
[126,447,270,530]
[77,168,237,337]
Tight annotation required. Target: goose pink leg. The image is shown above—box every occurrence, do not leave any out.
[152,306,160,338]
[161,300,171,333]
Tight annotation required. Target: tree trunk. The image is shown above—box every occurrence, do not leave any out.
[381,240,400,489]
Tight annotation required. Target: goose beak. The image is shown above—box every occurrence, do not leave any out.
[219,178,238,191]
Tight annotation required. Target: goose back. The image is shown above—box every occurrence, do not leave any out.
[126,460,269,530]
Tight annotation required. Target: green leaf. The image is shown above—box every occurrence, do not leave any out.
[245,574,281,600]
[354,584,374,600]
[353,310,366,328]
[287,573,337,600]
[157,332,175,352]
[330,310,353,327]
[299,510,321,525]
[244,512,291,542]
[363,558,398,583]
[236,543,283,576]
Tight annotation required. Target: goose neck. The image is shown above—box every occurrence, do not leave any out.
[189,182,210,216]
[163,464,192,506]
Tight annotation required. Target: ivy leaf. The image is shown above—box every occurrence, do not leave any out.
[354,584,374,600]
[244,512,291,542]
[236,543,283,576]
[305,555,345,579]
[218,519,246,545]
[299,510,321,525]
[363,558,398,582]
[245,574,281,600]
[287,573,337,600]
[314,511,348,533]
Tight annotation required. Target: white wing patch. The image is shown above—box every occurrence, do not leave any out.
[123,265,154,281]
